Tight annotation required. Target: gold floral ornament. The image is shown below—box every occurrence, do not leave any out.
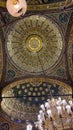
[26,35,43,53]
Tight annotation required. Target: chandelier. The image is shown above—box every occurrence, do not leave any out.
[6,0,27,17]
[36,97,73,130]
[25,55,73,130]
[26,96,73,130]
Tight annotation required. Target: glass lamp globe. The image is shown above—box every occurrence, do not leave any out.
[6,0,27,17]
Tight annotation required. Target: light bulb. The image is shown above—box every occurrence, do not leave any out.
[13,3,20,9]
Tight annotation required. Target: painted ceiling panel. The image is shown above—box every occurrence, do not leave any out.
[6,15,63,75]
[68,25,73,81]
[0,1,73,128]
[0,38,3,82]
[1,78,72,121]
[0,0,67,11]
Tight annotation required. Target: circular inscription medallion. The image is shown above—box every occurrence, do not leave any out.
[26,35,42,52]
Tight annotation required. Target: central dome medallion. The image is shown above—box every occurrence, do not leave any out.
[26,35,42,52]
[6,15,63,74]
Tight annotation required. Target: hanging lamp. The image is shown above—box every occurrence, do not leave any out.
[6,0,27,17]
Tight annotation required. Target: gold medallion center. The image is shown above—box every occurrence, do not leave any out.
[26,35,42,52]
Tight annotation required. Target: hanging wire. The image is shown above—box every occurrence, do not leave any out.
[37,53,54,99]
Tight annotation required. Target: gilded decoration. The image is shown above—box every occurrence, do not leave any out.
[46,56,67,78]
[0,0,67,11]
[2,78,72,93]
[1,78,72,121]
[0,38,3,82]
[6,15,63,74]
[0,0,73,129]
[67,25,73,80]
[26,35,42,52]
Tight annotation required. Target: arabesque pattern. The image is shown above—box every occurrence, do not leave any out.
[6,15,63,74]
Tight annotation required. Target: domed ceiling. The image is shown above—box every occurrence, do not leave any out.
[6,15,63,74]
[0,0,73,129]
[1,78,72,121]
